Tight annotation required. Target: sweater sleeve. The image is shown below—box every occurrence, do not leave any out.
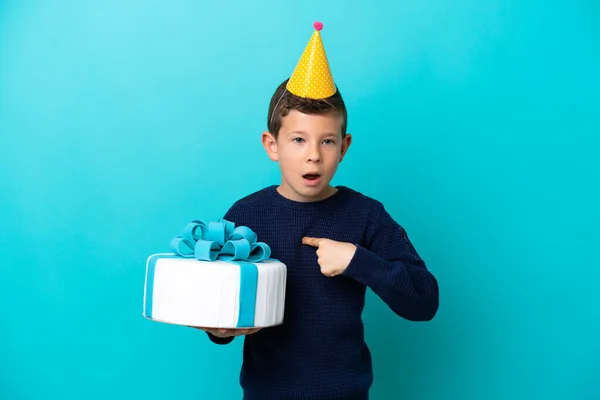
[342,202,439,321]
[206,332,235,345]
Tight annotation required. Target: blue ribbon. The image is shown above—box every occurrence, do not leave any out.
[146,219,270,328]
[169,219,271,263]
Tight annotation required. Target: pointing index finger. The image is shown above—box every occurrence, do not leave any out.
[302,237,322,247]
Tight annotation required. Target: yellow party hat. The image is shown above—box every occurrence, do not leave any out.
[287,21,336,99]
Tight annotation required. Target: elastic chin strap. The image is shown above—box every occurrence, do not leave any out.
[268,88,288,130]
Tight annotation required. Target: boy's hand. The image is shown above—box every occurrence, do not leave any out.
[302,237,357,277]
[193,327,261,337]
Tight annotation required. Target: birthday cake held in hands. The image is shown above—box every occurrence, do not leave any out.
[143,219,286,329]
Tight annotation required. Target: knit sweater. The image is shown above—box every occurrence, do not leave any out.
[207,185,439,400]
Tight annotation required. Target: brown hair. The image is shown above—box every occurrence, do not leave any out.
[267,78,348,139]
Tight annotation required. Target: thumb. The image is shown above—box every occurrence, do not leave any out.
[302,237,322,247]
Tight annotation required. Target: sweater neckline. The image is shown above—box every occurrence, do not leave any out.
[266,185,348,210]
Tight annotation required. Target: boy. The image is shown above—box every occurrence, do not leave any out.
[198,22,439,400]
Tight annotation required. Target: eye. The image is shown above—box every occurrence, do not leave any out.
[292,137,304,143]
[323,139,336,145]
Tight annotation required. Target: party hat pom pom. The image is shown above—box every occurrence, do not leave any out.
[314,21,323,31]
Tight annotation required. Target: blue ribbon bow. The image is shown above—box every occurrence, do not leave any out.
[169,219,271,263]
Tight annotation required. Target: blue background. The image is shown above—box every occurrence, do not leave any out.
[1,1,599,399]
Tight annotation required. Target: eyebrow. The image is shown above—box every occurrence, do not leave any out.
[287,130,339,137]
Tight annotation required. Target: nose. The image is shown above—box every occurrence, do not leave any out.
[307,143,322,163]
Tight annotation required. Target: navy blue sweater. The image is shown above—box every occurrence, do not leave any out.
[208,185,439,400]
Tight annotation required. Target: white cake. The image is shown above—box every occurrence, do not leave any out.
[142,219,287,329]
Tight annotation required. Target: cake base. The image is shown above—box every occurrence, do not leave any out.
[143,253,286,329]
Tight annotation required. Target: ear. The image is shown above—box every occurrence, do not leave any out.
[339,133,352,162]
[262,131,279,162]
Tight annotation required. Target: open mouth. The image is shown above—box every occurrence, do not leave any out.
[303,173,321,181]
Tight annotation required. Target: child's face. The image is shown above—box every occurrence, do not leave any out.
[262,110,352,202]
